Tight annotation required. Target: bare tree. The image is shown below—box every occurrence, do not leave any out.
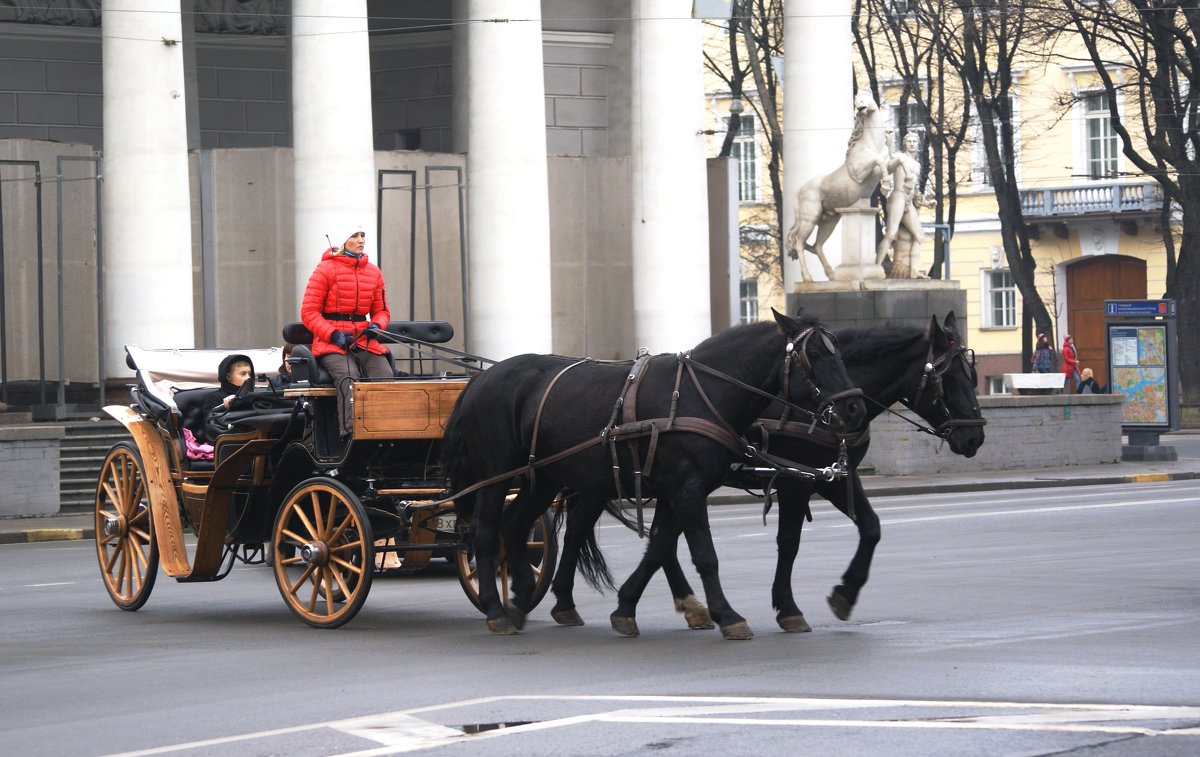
[703,0,786,286]
[937,1,1057,368]
[1058,0,1200,406]
[853,0,974,280]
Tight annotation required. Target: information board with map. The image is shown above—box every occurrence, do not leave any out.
[1108,325,1168,426]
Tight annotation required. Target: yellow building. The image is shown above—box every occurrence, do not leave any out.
[703,18,1169,394]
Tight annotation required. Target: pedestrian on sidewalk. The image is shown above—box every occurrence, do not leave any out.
[1032,332,1053,373]
[1062,334,1080,391]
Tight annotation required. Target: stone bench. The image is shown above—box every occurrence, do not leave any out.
[1003,373,1065,395]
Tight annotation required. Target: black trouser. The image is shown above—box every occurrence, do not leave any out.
[318,350,394,437]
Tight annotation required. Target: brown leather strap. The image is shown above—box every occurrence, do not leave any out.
[754,418,870,450]
[529,359,592,491]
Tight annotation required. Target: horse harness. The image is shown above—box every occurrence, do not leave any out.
[443,328,856,532]
[908,337,987,440]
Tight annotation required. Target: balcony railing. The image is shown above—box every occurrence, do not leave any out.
[1020,181,1163,218]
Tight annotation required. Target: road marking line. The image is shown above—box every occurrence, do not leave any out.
[102,695,1200,757]
[25,582,74,587]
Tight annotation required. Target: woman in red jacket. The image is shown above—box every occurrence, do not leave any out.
[1061,333,1080,391]
[300,228,392,439]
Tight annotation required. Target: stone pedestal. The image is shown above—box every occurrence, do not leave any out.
[788,279,967,339]
[832,205,885,282]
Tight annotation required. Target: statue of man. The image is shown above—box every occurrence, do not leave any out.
[875,131,928,276]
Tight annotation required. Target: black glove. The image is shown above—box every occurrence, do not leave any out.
[366,322,381,332]
[331,331,353,350]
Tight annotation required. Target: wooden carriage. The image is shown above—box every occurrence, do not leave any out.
[94,322,557,628]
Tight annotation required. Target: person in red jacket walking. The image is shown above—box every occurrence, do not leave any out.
[1061,333,1080,391]
[300,228,392,439]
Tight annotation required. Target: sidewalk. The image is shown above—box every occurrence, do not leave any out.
[5,450,1198,546]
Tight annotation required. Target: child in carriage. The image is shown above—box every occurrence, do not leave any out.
[182,353,256,459]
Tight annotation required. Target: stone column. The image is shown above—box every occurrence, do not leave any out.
[292,0,376,308]
[782,0,854,289]
[102,1,194,375]
[450,0,469,153]
[631,0,711,352]
[465,0,553,358]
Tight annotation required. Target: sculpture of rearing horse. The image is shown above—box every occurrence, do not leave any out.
[785,91,891,282]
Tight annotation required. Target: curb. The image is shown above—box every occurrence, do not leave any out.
[0,527,89,545]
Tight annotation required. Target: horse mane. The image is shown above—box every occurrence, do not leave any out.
[689,312,822,358]
[837,322,927,365]
[846,109,866,156]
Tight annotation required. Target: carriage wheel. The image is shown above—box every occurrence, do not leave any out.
[272,478,373,629]
[456,511,558,612]
[94,442,159,611]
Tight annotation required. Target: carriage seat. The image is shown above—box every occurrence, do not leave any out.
[280,320,454,387]
[172,387,218,470]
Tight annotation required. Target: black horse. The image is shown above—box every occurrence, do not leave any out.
[551,312,985,634]
[441,309,867,637]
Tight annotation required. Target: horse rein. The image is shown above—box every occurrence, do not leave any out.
[877,336,987,441]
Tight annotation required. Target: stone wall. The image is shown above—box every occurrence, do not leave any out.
[860,394,1124,475]
[0,425,63,517]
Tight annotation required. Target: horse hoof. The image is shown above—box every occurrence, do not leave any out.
[610,613,640,637]
[827,590,854,621]
[777,614,812,633]
[719,621,753,640]
[504,603,528,631]
[551,607,585,626]
[486,616,519,635]
[674,594,715,630]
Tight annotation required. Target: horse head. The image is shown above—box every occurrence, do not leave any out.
[910,312,986,457]
[773,308,867,436]
[853,90,879,116]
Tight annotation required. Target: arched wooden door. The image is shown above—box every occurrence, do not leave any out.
[1066,255,1146,390]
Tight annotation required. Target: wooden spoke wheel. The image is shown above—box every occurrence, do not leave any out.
[94,442,159,611]
[272,478,373,629]
[457,511,558,612]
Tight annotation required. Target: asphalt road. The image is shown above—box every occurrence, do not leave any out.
[2,479,1198,756]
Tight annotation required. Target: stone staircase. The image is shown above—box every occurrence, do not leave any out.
[58,419,131,514]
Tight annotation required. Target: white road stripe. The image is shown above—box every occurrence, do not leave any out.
[102,695,1200,756]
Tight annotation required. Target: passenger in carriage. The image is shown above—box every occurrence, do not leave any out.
[268,343,295,391]
[182,353,256,459]
[300,227,393,440]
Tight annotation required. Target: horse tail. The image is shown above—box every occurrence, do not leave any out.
[556,495,616,593]
[440,386,476,522]
[577,499,642,591]
[577,527,615,593]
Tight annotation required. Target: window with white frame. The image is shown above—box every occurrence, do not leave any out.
[970,96,1018,186]
[981,267,1017,328]
[1081,91,1119,180]
[724,114,759,203]
[739,278,759,324]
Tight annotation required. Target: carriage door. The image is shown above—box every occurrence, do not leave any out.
[1066,255,1146,389]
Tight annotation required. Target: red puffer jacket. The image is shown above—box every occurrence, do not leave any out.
[300,248,391,358]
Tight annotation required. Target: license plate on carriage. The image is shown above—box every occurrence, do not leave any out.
[433,514,457,534]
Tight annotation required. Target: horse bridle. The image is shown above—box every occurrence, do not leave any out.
[911,336,987,439]
[780,326,864,427]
